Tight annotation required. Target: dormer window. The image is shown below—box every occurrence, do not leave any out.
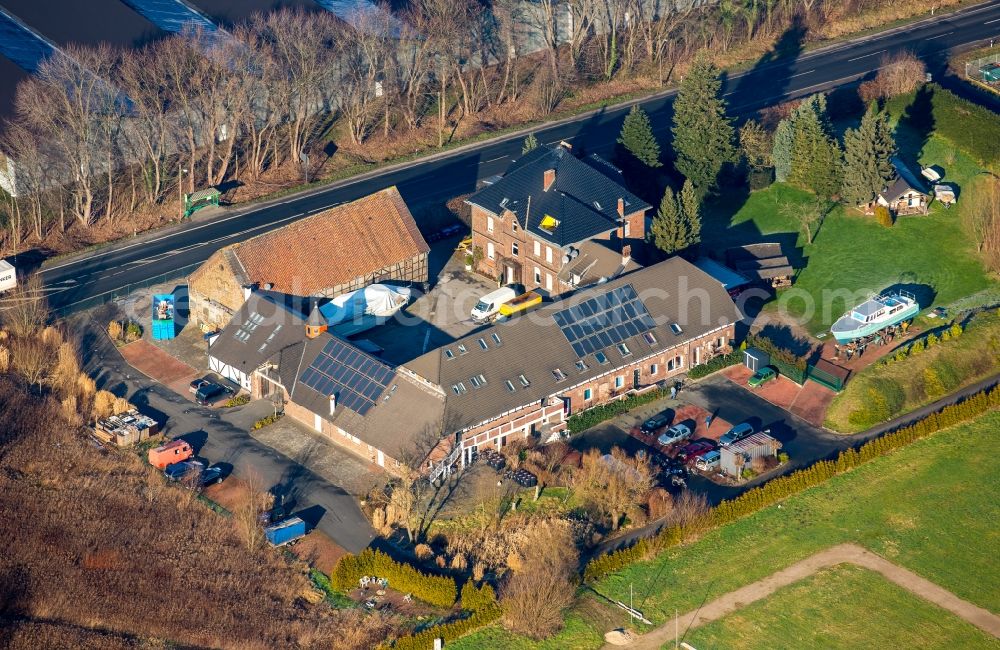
[539,215,559,233]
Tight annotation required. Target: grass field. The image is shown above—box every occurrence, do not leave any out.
[825,309,1000,432]
[452,409,1000,649]
[686,564,1000,650]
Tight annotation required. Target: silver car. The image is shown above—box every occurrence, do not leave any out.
[657,423,693,447]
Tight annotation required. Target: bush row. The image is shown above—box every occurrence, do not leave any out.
[384,604,502,650]
[746,334,808,372]
[460,580,497,612]
[877,323,963,368]
[567,386,670,433]
[330,548,457,609]
[925,84,1000,165]
[584,384,1000,581]
[686,350,742,380]
[714,385,1000,524]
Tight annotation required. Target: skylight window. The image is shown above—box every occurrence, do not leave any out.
[575,360,588,372]
[478,338,488,350]
[458,344,468,355]
[552,368,567,382]
[670,323,684,335]
[539,215,560,233]
[643,332,658,345]
[452,382,468,394]
[505,380,516,392]
[491,332,502,346]
[617,343,631,357]
[470,374,486,388]
[518,374,530,387]
[470,376,481,388]
[444,349,455,359]
[595,351,609,365]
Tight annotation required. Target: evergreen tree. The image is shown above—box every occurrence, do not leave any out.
[671,55,736,197]
[617,105,662,168]
[772,119,794,182]
[789,95,843,198]
[680,179,701,246]
[651,187,686,255]
[521,132,539,155]
[841,104,897,206]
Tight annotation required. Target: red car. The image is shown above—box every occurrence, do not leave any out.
[677,440,717,464]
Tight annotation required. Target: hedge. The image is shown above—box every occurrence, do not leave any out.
[383,604,502,650]
[686,350,742,380]
[567,386,670,433]
[331,548,457,609]
[584,384,1000,581]
[460,581,497,612]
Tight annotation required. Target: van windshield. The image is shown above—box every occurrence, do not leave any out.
[474,300,490,313]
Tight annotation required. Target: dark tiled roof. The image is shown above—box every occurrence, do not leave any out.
[466,145,650,247]
[405,257,740,431]
[208,291,310,374]
[881,158,929,202]
[558,239,641,286]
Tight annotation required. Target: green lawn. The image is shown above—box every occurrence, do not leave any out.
[453,410,1000,649]
[826,309,1000,432]
[685,564,1000,650]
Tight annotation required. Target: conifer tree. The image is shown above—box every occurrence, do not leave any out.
[617,105,662,168]
[671,55,736,197]
[789,95,843,198]
[521,132,539,155]
[651,186,686,254]
[680,179,701,246]
[841,104,896,206]
[772,118,794,182]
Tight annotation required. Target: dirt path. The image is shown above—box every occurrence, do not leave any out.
[607,543,1000,649]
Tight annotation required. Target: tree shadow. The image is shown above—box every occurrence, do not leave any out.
[754,323,816,358]
[896,85,935,161]
[884,282,936,310]
[731,16,807,110]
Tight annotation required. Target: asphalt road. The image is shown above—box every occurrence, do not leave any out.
[78,315,377,553]
[38,0,1000,312]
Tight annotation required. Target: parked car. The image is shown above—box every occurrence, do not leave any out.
[641,411,673,436]
[677,440,716,462]
[695,450,721,471]
[657,423,693,447]
[164,459,205,481]
[189,377,211,393]
[748,366,777,388]
[198,465,225,487]
[720,422,755,446]
[195,382,225,405]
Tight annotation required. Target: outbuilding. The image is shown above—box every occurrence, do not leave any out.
[720,431,782,479]
[744,347,769,372]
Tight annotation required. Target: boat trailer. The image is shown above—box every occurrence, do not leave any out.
[833,320,910,360]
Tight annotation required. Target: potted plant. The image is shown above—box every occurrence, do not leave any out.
[464,252,474,271]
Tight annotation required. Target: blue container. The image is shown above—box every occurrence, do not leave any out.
[265,517,307,546]
[152,293,176,340]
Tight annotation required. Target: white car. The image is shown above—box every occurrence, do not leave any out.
[657,423,693,447]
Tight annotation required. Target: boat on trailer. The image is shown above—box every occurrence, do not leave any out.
[830,290,919,344]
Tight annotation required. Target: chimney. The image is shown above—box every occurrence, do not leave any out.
[329,394,336,416]
[617,197,625,218]
[622,244,632,265]
[543,169,556,191]
[305,300,327,339]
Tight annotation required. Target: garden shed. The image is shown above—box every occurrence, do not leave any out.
[720,431,782,479]
[744,347,769,372]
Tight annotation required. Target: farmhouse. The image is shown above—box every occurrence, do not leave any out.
[188,186,430,331]
[209,257,740,476]
[466,143,651,296]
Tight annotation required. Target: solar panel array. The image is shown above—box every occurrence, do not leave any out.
[552,284,656,358]
[299,338,395,415]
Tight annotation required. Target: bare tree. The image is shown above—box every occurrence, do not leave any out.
[575,447,653,530]
[0,275,49,339]
[233,470,275,551]
[337,8,395,145]
[501,518,577,638]
[11,335,55,392]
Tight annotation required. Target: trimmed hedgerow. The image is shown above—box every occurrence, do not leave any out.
[331,548,457,609]
[686,350,742,379]
[384,604,502,650]
[567,386,671,433]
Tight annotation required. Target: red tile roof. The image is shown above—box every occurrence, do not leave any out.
[230,187,429,294]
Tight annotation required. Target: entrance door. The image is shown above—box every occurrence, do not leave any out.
[376,450,385,467]
[506,265,515,284]
[633,369,641,388]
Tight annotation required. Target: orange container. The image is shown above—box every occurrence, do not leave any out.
[148,439,193,469]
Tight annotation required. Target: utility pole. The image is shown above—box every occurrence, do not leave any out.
[438,90,444,148]
[675,608,679,649]
[178,163,185,221]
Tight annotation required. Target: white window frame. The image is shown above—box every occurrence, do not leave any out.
[650,363,658,376]
[534,267,541,284]
[487,242,495,260]
[583,388,592,400]
[487,216,494,233]
[534,240,541,257]
[546,273,553,292]
[546,246,553,264]
[624,220,631,237]
[511,242,519,257]
[614,376,624,389]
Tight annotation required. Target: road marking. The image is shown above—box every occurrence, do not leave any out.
[848,49,886,62]
[926,31,954,40]
[484,155,509,163]
[790,69,815,78]
[987,17,1000,24]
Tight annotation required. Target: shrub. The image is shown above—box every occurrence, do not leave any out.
[686,350,742,380]
[874,205,893,227]
[911,339,925,355]
[848,377,905,429]
[252,413,282,430]
[385,605,501,650]
[778,452,790,464]
[925,332,939,348]
[331,548,457,609]
[567,386,671,433]
[460,581,497,612]
[108,321,123,342]
[225,394,250,408]
[125,322,143,342]
[951,323,963,338]
[858,51,926,102]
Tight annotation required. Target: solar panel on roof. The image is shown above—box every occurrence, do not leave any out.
[298,338,395,415]
[552,284,656,358]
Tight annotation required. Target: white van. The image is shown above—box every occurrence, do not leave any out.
[471,287,517,322]
[695,450,721,471]
[0,260,16,293]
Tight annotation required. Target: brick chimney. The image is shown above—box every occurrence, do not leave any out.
[617,197,625,217]
[622,244,632,265]
[543,169,556,191]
